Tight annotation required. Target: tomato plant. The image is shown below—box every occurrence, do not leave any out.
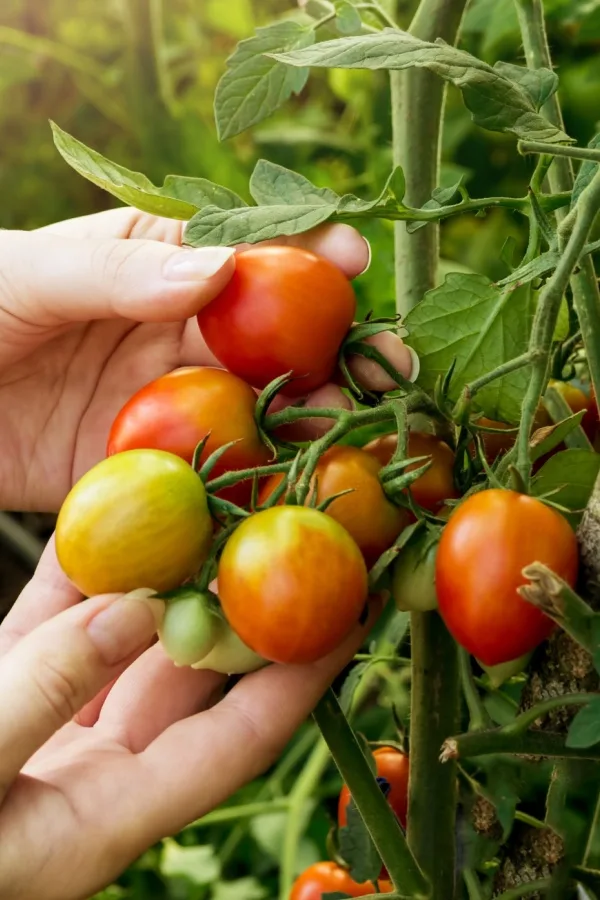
[365,431,457,511]
[197,246,356,397]
[259,445,408,566]
[436,490,579,665]
[218,506,368,664]
[338,746,409,830]
[290,862,387,899]
[107,366,271,504]
[56,450,213,596]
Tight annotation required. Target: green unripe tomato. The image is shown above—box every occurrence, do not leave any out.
[391,531,438,612]
[159,589,221,667]
[479,653,532,689]
[192,618,267,675]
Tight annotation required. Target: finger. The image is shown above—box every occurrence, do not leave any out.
[0,230,236,334]
[347,331,419,393]
[0,537,81,658]
[0,588,164,800]
[136,597,384,838]
[236,223,370,279]
[96,642,225,751]
[270,383,354,442]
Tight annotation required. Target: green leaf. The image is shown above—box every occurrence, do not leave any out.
[335,0,363,34]
[250,159,340,206]
[566,697,600,748]
[339,800,382,883]
[160,839,220,885]
[250,806,317,870]
[184,201,337,247]
[212,878,268,900]
[406,177,463,233]
[532,449,600,523]
[340,661,370,714]
[214,22,315,141]
[483,691,518,726]
[272,32,572,143]
[572,132,600,209]
[481,764,520,839]
[405,273,533,423]
[530,411,586,462]
[493,61,558,111]
[51,122,245,219]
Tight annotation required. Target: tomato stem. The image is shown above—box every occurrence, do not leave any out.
[518,563,597,654]
[458,649,493,732]
[518,141,600,165]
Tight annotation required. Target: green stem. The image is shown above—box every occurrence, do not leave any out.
[206,462,292,495]
[519,140,600,164]
[184,798,289,830]
[443,728,600,761]
[463,869,486,900]
[518,562,597,654]
[583,789,600,867]
[494,880,551,900]
[458,648,493,731]
[466,352,540,398]
[543,386,593,450]
[313,689,429,898]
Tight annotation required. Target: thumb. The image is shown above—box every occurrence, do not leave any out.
[0,588,164,801]
[0,230,235,329]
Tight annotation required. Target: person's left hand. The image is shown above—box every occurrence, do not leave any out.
[0,209,414,511]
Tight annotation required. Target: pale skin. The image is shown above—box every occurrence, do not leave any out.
[0,210,414,899]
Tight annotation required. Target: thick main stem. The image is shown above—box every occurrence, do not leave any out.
[390,2,467,897]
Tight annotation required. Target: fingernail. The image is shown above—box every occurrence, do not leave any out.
[357,237,372,275]
[87,589,165,666]
[407,345,420,383]
[164,247,235,281]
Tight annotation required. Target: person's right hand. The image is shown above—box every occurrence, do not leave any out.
[0,208,414,512]
[0,540,382,900]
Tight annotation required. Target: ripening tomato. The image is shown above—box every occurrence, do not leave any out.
[548,379,598,441]
[56,450,213,596]
[259,445,409,566]
[197,246,356,397]
[365,431,457,511]
[107,367,271,505]
[218,506,368,664]
[290,863,379,900]
[436,489,579,665]
[475,418,517,462]
[338,746,409,831]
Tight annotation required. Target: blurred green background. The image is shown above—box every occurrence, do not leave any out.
[1,0,599,897]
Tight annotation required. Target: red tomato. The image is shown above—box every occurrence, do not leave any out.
[474,417,517,462]
[259,446,409,567]
[218,506,368,664]
[365,431,457,512]
[197,246,356,397]
[290,863,378,900]
[436,489,579,665]
[549,379,597,441]
[107,367,271,505]
[338,746,409,830]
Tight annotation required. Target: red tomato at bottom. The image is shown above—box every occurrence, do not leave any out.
[290,863,391,899]
[338,746,409,830]
[436,489,579,665]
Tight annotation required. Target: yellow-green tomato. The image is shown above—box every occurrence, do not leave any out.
[192,618,267,675]
[159,589,221,667]
[391,532,438,612]
[56,449,212,596]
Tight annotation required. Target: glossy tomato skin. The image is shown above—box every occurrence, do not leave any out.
[259,446,409,567]
[338,746,409,831]
[365,431,457,512]
[218,506,368,664]
[197,246,356,398]
[549,379,598,441]
[290,863,378,900]
[436,489,579,665]
[56,449,213,596]
[107,367,271,505]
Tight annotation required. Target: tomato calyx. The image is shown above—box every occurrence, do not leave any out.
[338,317,404,404]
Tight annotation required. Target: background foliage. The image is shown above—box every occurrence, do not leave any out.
[1,0,600,898]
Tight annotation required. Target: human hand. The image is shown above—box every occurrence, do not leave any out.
[0,540,382,900]
[0,208,415,511]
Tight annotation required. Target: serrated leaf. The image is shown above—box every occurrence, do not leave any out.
[405,273,533,423]
[496,236,600,289]
[340,661,370,714]
[51,122,244,219]
[335,0,363,34]
[339,801,382,883]
[272,32,571,143]
[566,698,600,748]
[250,159,340,206]
[184,201,337,247]
[532,449,600,523]
[572,132,600,209]
[160,839,220,885]
[215,22,315,140]
[407,177,463,233]
[493,61,558,111]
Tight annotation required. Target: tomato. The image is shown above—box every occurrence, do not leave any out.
[548,379,598,441]
[56,450,212,596]
[191,617,267,675]
[197,246,356,397]
[391,531,438,612]
[436,489,579,665]
[338,746,409,831]
[218,506,368,664]
[107,367,271,505]
[259,446,409,567]
[365,431,457,512]
[290,863,378,900]
[474,418,517,462]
